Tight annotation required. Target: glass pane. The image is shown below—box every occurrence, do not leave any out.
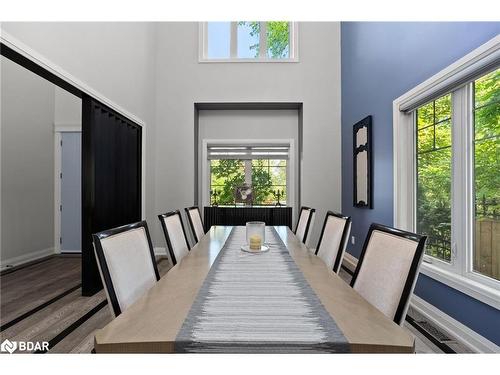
[416,96,452,262]
[435,120,452,149]
[207,22,230,59]
[473,69,500,281]
[251,160,271,204]
[210,159,245,205]
[474,69,500,108]
[270,165,287,186]
[269,159,286,167]
[237,22,260,58]
[269,187,287,205]
[417,102,434,130]
[266,21,290,59]
[252,159,268,167]
[474,102,500,140]
[435,94,451,122]
[417,126,434,153]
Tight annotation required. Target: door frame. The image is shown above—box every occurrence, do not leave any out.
[54,124,82,254]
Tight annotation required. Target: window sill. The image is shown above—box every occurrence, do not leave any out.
[420,262,500,310]
[198,58,299,64]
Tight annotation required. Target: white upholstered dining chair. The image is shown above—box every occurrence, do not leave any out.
[350,223,427,325]
[315,211,352,274]
[158,210,191,266]
[294,206,316,245]
[184,206,205,245]
[93,221,160,318]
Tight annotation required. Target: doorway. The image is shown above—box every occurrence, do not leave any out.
[58,131,82,253]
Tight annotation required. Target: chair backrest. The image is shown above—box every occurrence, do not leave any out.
[158,210,191,266]
[315,211,352,273]
[350,223,427,325]
[294,206,315,244]
[93,221,160,318]
[184,206,205,244]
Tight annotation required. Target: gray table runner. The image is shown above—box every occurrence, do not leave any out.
[175,226,350,353]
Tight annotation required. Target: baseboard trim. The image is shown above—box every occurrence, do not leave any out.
[0,247,57,271]
[341,252,499,353]
[154,247,167,257]
[410,294,499,353]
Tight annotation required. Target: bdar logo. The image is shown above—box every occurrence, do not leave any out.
[1,339,17,354]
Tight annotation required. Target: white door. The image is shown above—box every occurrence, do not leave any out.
[60,132,81,252]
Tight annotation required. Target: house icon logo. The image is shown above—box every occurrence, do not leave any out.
[1,339,17,354]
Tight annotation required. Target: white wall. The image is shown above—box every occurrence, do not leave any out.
[199,109,298,140]
[154,22,342,247]
[1,22,158,243]
[1,56,55,265]
[55,86,81,127]
[1,22,342,251]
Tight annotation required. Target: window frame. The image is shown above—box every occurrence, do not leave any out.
[201,139,296,213]
[198,22,299,63]
[393,36,500,310]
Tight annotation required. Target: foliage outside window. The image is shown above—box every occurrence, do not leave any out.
[473,69,499,281]
[204,21,295,61]
[210,159,287,205]
[416,94,452,262]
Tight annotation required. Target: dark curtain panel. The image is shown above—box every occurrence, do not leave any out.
[82,96,142,296]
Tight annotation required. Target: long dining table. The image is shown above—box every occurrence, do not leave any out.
[94,225,415,353]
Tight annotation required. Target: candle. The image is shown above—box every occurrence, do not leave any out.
[249,234,262,250]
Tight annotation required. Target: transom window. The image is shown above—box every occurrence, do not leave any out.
[200,22,298,62]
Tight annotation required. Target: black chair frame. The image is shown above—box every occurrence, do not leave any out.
[294,206,316,244]
[315,211,352,273]
[158,210,191,266]
[184,206,205,244]
[350,223,427,325]
[92,221,160,317]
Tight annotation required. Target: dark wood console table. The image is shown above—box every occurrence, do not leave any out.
[203,206,293,231]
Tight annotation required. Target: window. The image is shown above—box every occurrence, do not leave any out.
[472,69,499,281]
[200,22,298,62]
[416,94,452,262]
[394,37,500,308]
[207,145,289,206]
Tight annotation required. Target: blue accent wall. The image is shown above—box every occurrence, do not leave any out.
[341,22,500,345]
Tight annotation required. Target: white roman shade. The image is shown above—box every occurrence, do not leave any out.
[399,39,500,113]
[207,144,289,160]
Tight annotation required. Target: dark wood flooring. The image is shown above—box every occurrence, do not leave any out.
[0,255,171,353]
[1,255,81,325]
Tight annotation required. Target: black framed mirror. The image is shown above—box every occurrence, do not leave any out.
[353,115,373,208]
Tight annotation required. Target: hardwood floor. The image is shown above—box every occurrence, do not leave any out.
[0,255,172,353]
[1,255,81,325]
[1,255,469,353]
